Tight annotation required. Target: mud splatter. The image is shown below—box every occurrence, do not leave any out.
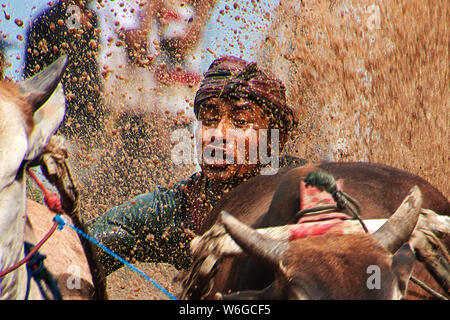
[259,0,449,195]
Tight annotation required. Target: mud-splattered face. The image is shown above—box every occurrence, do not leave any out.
[197,96,271,182]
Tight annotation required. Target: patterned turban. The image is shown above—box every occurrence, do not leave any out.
[193,56,297,134]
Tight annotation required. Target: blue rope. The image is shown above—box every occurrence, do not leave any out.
[53,215,178,300]
[24,242,62,300]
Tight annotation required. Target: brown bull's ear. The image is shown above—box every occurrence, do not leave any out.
[392,243,416,296]
[19,55,68,112]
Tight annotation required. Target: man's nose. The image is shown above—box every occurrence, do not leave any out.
[211,117,231,143]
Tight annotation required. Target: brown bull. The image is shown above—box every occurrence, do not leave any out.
[183,162,450,299]
[215,186,421,300]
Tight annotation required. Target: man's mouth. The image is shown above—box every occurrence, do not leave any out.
[204,145,230,167]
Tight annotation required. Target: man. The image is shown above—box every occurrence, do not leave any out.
[88,56,304,274]
[24,0,103,139]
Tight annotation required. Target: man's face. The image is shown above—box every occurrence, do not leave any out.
[197,96,271,182]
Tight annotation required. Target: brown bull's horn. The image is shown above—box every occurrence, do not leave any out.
[19,55,68,112]
[372,186,422,253]
[220,211,289,269]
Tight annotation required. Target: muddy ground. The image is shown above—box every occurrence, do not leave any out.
[106,263,184,300]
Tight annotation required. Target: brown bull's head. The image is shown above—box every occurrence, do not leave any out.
[216,186,422,300]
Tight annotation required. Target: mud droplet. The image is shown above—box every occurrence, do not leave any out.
[14,18,24,27]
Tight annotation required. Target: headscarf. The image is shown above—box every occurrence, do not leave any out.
[193,56,297,134]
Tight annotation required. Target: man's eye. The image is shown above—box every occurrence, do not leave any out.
[234,119,249,126]
[202,117,218,124]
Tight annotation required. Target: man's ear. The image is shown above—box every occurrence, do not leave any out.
[392,243,416,296]
[25,83,66,161]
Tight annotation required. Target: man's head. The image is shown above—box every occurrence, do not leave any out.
[194,56,297,183]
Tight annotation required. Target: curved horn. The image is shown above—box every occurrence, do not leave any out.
[220,211,288,269]
[18,55,68,112]
[372,186,422,253]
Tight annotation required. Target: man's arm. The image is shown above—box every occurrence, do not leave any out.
[87,185,193,275]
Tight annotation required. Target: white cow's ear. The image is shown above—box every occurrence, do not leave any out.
[19,55,68,112]
[25,83,66,161]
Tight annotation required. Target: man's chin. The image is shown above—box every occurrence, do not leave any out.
[202,163,236,181]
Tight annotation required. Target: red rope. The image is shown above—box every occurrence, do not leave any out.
[27,168,63,215]
[0,168,63,278]
[0,221,59,278]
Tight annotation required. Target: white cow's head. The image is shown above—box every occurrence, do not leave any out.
[0,56,68,192]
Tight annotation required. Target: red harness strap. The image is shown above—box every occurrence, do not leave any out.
[290,180,350,241]
[288,220,345,241]
[299,180,337,211]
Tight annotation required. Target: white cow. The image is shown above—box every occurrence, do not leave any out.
[0,56,73,299]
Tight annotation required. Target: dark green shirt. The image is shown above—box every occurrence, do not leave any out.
[88,157,306,275]
[87,171,217,274]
